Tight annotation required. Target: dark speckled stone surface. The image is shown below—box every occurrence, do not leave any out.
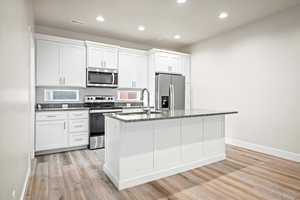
[104,109,238,122]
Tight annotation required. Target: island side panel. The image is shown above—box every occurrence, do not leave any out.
[181,117,204,163]
[154,119,181,170]
[119,121,155,180]
[104,117,121,184]
[203,115,225,157]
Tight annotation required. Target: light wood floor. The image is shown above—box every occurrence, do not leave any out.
[25,145,300,200]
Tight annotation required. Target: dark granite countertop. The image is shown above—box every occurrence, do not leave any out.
[104,109,238,122]
[36,107,90,112]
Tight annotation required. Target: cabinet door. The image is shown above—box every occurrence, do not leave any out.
[36,120,68,151]
[36,40,61,86]
[87,46,103,68]
[103,47,118,69]
[135,54,148,88]
[155,52,182,74]
[119,52,135,88]
[170,54,182,74]
[155,53,170,72]
[61,44,86,87]
[119,51,148,88]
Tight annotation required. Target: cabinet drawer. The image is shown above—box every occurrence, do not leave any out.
[36,112,67,121]
[69,111,89,119]
[69,119,89,133]
[69,133,89,147]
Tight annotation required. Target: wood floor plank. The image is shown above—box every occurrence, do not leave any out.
[25,146,300,200]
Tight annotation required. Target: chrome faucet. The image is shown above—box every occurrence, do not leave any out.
[141,88,151,115]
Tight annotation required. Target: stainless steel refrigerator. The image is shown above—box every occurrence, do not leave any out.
[155,73,185,110]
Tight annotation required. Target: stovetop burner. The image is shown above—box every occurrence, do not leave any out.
[84,95,121,110]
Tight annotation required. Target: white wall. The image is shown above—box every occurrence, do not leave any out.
[0,0,34,199]
[187,6,300,154]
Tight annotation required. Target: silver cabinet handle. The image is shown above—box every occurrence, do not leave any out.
[74,138,84,142]
[74,125,84,128]
[47,115,57,118]
[64,121,66,130]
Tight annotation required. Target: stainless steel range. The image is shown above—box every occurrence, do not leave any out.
[84,95,122,149]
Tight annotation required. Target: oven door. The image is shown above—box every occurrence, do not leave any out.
[89,112,105,137]
[87,68,118,87]
[89,109,122,149]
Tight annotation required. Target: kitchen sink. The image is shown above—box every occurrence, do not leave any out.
[118,110,162,115]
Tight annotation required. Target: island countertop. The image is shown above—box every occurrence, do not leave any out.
[104,109,238,122]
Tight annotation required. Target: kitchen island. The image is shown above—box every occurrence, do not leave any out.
[104,109,237,190]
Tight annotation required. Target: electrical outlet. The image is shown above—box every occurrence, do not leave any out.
[12,189,16,199]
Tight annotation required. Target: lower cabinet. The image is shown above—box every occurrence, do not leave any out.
[69,133,89,147]
[35,110,89,153]
[36,120,68,151]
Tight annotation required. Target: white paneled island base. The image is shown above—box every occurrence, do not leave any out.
[104,114,227,190]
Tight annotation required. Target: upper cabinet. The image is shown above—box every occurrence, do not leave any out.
[155,52,183,74]
[36,34,86,87]
[86,41,119,69]
[119,48,148,89]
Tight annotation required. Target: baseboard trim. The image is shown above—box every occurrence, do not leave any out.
[104,154,225,190]
[226,138,300,163]
[20,164,31,200]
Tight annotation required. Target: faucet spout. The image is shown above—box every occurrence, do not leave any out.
[141,88,151,114]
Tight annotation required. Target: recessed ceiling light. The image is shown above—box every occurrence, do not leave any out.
[177,0,187,4]
[174,34,181,39]
[219,12,228,19]
[96,16,105,22]
[138,25,145,31]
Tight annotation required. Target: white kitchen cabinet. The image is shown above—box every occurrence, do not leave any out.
[35,34,86,87]
[61,44,86,87]
[69,133,89,147]
[155,52,182,74]
[36,120,68,151]
[104,115,226,190]
[36,40,61,86]
[35,110,89,153]
[119,48,148,88]
[86,41,119,69]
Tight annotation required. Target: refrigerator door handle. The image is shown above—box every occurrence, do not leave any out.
[169,84,172,110]
[170,84,175,110]
[172,84,175,110]
[157,77,160,109]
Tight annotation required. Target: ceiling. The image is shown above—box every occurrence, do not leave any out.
[33,0,300,50]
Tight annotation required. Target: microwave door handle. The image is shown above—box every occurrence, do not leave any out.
[112,73,115,85]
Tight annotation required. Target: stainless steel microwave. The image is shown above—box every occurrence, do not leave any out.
[87,67,118,88]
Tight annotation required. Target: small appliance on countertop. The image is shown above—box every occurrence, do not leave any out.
[84,95,122,150]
